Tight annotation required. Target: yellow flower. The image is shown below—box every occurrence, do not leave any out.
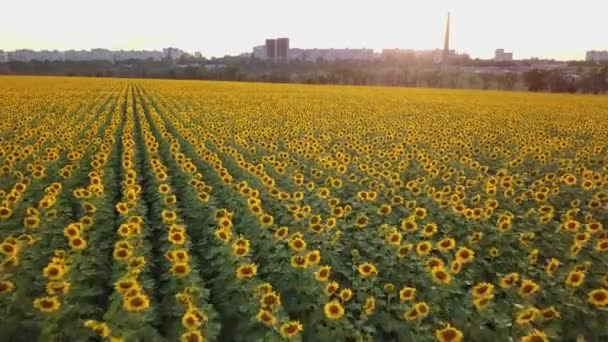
[588,288,608,308]
[339,288,353,302]
[0,280,15,293]
[324,300,345,319]
[399,286,416,302]
[180,331,205,342]
[515,307,539,325]
[357,262,378,277]
[435,323,463,342]
[364,296,375,315]
[431,267,452,285]
[455,247,474,263]
[256,309,277,326]
[123,294,150,312]
[518,279,540,298]
[471,282,494,299]
[565,269,585,287]
[520,329,548,342]
[33,296,61,313]
[279,321,303,339]
[315,265,331,282]
[235,263,258,279]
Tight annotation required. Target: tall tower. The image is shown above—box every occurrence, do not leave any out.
[442,12,451,67]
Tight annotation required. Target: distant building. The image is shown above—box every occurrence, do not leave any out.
[264,38,289,62]
[276,38,289,60]
[162,47,185,61]
[586,50,608,62]
[194,52,203,59]
[265,39,277,61]
[495,49,513,62]
[289,48,374,62]
[0,50,9,63]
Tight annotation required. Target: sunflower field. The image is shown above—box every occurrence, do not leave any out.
[0,76,607,342]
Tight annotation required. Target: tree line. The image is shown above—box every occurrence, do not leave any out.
[1,56,606,94]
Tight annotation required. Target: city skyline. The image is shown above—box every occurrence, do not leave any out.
[1,0,607,60]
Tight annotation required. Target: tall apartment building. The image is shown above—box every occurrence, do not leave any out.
[265,38,289,62]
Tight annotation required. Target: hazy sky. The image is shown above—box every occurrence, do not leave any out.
[1,0,606,60]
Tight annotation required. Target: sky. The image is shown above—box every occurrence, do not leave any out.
[0,0,606,60]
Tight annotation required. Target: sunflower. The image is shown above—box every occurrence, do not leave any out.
[437,238,456,252]
[232,244,249,258]
[235,263,258,279]
[595,239,608,252]
[357,262,378,278]
[43,264,66,280]
[33,296,61,313]
[124,294,150,312]
[259,214,274,227]
[114,278,140,294]
[315,266,331,282]
[69,236,87,251]
[0,280,15,293]
[403,308,418,321]
[387,231,402,246]
[364,296,375,315]
[431,267,452,285]
[540,306,560,320]
[588,288,608,308]
[520,329,549,342]
[518,279,540,298]
[324,281,339,296]
[290,255,309,269]
[565,270,585,287]
[256,308,277,326]
[399,286,416,302]
[180,331,204,342]
[499,272,520,288]
[0,206,12,219]
[401,219,418,232]
[324,300,345,319]
[397,243,413,258]
[24,216,40,229]
[426,257,445,271]
[288,238,306,252]
[306,250,321,265]
[545,258,560,277]
[471,282,494,299]
[435,323,463,342]
[113,248,132,261]
[45,280,70,296]
[0,242,18,256]
[473,295,493,311]
[416,241,432,256]
[420,224,438,238]
[413,302,430,318]
[273,226,289,240]
[181,310,202,329]
[515,307,539,325]
[355,215,369,228]
[414,207,427,219]
[261,291,281,310]
[339,288,353,302]
[455,247,475,263]
[171,262,191,277]
[162,210,177,224]
[279,321,303,339]
[214,228,231,244]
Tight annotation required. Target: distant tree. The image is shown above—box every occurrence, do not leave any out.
[479,73,495,90]
[523,69,547,92]
[497,72,517,90]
